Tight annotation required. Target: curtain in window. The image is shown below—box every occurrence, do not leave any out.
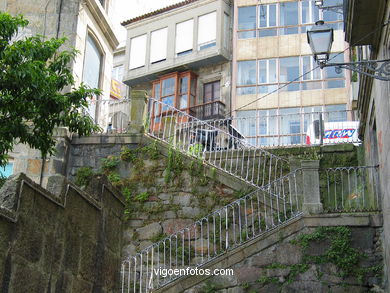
[150,28,168,63]
[198,12,217,49]
[129,34,147,69]
[176,19,194,54]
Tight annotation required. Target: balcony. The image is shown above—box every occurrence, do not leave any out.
[190,101,225,120]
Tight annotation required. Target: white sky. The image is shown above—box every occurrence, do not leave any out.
[112,0,182,43]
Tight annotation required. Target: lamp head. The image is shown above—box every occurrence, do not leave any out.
[307,20,334,64]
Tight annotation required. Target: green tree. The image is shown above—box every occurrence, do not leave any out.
[0,12,100,166]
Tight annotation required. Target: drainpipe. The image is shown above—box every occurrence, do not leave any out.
[56,0,64,39]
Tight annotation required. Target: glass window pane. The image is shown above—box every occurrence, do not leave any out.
[269,5,277,27]
[213,81,220,100]
[259,5,267,28]
[84,35,102,88]
[280,2,298,26]
[237,87,256,95]
[259,60,267,83]
[280,57,299,82]
[154,84,161,99]
[180,76,188,94]
[325,104,347,122]
[162,96,174,111]
[204,83,212,102]
[269,59,277,83]
[0,162,13,177]
[180,94,188,109]
[238,6,256,30]
[162,78,175,96]
[258,29,277,37]
[237,61,256,85]
[238,31,256,39]
[325,53,344,78]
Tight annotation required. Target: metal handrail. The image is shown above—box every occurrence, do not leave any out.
[146,97,290,189]
[319,165,380,212]
[121,168,304,292]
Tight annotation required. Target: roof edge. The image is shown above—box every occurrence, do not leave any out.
[121,0,199,26]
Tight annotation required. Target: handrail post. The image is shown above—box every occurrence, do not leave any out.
[301,160,323,214]
[128,90,147,134]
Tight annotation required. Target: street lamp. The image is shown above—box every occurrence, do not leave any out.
[307,21,390,81]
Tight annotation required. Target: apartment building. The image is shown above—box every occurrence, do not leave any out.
[121,0,233,122]
[232,0,350,146]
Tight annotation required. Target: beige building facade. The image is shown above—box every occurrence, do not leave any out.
[232,0,351,146]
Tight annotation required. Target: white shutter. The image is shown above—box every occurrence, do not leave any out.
[150,28,168,63]
[198,12,216,48]
[175,19,194,54]
[129,34,147,69]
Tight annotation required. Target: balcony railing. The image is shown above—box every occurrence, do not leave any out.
[190,101,225,120]
[207,110,360,148]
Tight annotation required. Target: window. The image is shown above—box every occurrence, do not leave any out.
[279,57,300,91]
[325,104,347,122]
[176,19,194,56]
[112,65,124,81]
[258,59,277,93]
[161,77,175,111]
[236,105,348,146]
[258,4,277,37]
[198,12,217,50]
[83,34,103,121]
[237,1,342,39]
[279,2,299,35]
[129,34,147,69]
[203,81,220,103]
[0,161,13,178]
[237,61,256,86]
[151,72,197,115]
[236,54,346,95]
[150,28,168,63]
[238,6,256,39]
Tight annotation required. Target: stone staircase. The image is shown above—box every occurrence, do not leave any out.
[120,99,306,292]
[120,98,383,292]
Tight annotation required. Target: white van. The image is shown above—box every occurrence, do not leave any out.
[306,121,360,145]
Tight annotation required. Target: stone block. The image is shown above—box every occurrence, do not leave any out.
[235,266,263,283]
[178,207,202,219]
[162,219,196,237]
[136,222,162,240]
[26,159,43,175]
[173,194,193,206]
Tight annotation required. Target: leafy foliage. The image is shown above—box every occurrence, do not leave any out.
[0,13,100,166]
[74,166,93,187]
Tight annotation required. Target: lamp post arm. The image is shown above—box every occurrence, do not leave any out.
[319,59,390,81]
[318,5,343,14]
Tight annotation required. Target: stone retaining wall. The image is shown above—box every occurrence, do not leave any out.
[0,173,124,292]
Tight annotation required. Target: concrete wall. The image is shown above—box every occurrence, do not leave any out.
[158,214,383,293]
[359,2,390,287]
[0,173,125,292]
